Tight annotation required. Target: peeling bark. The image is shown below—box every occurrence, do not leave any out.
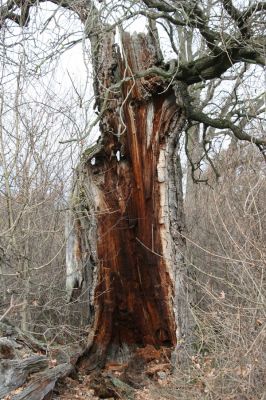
[67,30,190,368]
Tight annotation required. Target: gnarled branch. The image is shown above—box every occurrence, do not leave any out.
[188,108,266,149]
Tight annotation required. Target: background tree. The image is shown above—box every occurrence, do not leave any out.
[0,22,91,343]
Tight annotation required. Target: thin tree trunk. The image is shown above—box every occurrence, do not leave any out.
[67,29,191,369]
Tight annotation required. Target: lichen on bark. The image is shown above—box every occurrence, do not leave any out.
[67,29,191,368]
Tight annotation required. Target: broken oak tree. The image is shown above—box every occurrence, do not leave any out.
[66,28,191,369]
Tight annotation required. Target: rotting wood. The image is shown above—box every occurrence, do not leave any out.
[0,319,46,352]
[67,29,190,370]
[0,319,50,398]
[11,363,74,400]
[0,355,49,398]
[0,319,82,400]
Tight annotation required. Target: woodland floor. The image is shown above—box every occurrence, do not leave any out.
[50,345,253,400]
[52,345,175,400]
[1,320,258,400]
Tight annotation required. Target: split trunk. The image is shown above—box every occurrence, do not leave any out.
[66,29,191,368]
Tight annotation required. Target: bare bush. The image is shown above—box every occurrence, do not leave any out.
[183,145,266,399]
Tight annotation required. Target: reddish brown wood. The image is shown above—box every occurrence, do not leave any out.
[71,31,187,368]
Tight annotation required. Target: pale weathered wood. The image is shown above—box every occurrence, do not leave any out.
[0,337,22,359]
[0,319,80,400]
[11,363,74,400]
[0,355,49,398]
[0,319,46,352]
[0,321,49,398]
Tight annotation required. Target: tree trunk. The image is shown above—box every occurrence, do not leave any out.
[66,29,191,369]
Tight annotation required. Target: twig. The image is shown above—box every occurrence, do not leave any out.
[0,295,25,322]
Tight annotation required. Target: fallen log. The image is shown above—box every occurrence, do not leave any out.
[0,319,79,400]
[11,363,74,400]
[0,320,46,353]
[0,355,49,398]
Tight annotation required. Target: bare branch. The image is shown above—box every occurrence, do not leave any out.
[188,108,266,148]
